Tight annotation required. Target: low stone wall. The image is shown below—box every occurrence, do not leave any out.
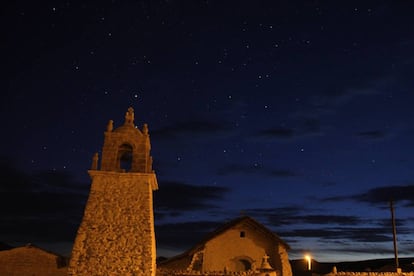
[157,268,274,275]
[0,245,68,276]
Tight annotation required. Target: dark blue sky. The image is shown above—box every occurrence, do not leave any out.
[2,0,414,262]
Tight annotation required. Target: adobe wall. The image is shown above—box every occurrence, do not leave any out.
[201,228,291,276]
[203,227,269,272]
[0,246,67,276]
[156,269,281,275]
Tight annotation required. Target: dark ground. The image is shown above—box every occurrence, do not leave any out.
[291,257,414,276]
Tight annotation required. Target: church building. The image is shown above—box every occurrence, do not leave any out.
[157,216,292,276]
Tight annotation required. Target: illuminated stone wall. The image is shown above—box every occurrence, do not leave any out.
[68,172,157,275]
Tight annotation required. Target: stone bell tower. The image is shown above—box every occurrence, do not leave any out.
[68,107,158,276]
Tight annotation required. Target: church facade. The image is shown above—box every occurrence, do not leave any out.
[157,216,293,276]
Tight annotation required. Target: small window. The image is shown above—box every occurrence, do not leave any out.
[240,231,245,238]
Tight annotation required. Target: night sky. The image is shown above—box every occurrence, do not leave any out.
[2,1,414,263]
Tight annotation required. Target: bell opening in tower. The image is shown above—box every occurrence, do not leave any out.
[118,143,133,172]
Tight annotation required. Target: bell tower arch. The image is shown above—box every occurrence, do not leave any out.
[68,107,158,276]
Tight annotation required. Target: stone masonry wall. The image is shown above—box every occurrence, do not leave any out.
[68,171,157,276]
[278,243,293,276]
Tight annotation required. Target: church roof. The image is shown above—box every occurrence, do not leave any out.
[191,216,290,253]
